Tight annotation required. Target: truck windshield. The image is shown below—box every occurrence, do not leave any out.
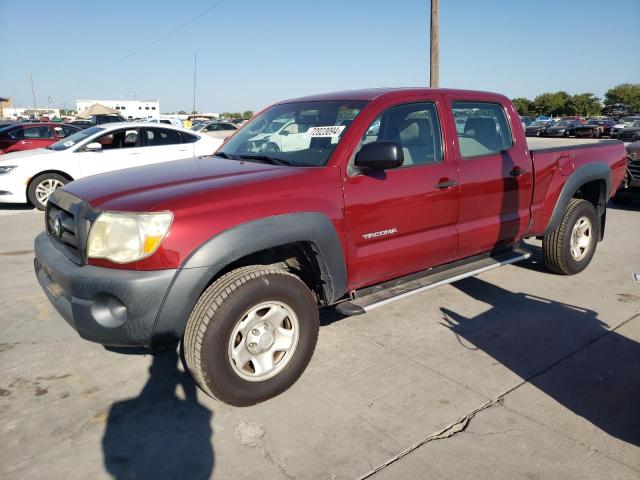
[217,100,366,167]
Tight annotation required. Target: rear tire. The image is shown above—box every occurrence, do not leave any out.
[27,173,69,210]
[183,265,319,406]
[542,198,599,275]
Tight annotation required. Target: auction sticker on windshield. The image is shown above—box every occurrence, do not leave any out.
[306,126,345,137]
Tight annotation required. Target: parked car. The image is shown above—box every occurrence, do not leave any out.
[525,120,550,137]
[611,141,640,204]
[603,103,632,119]
[0,123,81,155]
[519,116,535,129]
[616,120,640,142]
[561,116,587,125]
[545,120,581,137]
[610,116,640,138]
[245,115,331,153]
[0,123,222,209]
[70,114,127,130]
[145,117,183,128]
[32,88,627,406]
[192,121,239,139]
[574,119,616,138]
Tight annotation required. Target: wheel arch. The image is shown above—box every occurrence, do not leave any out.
[544,163,610,240]
[26,170,75,207]
[150,213,347,346]
[26,169,74,191]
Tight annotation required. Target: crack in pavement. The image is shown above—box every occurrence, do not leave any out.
[355,311,640,480]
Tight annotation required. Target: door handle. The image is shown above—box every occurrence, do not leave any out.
[510,166,527,177]
[21,141,32,144]
[435,179,457,189]
[129,152,142,155]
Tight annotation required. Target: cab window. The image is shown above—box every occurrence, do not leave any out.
[361,102,443,166]
[451,102,513,158]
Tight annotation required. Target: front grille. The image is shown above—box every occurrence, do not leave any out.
[628,160,640,180]
[619,131,638,141]
[45,190,99,265]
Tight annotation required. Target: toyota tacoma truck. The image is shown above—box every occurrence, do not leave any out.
[34,88,627,406]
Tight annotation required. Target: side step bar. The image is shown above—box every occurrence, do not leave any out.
[335,246,531,316]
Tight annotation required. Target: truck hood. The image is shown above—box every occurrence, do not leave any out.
[63,155,299,211]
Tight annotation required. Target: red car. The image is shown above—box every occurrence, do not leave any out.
[34,88,627,405]
[0,123,81,154]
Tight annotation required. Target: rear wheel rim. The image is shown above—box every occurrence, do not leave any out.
[570,216,592,261]
[35,178,64,206]
[228,301,300,382]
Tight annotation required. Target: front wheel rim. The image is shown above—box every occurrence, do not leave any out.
[570,216,592,261]
[228,301,300,382]
[35,178,64,205]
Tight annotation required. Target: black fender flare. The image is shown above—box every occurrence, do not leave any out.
[543,162,611,236]
[150,212,347,345]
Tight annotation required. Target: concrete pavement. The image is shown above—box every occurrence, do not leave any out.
[0,199,638,479]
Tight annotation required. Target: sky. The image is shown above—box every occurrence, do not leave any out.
[1,0,638,114]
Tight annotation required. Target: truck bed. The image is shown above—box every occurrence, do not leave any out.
[525,138,628,235]
[526,137,623,152]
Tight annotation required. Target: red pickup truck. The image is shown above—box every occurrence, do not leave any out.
[34,88,627,405]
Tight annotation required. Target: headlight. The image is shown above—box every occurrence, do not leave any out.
[87,211,173,263]
[0,165,17,174]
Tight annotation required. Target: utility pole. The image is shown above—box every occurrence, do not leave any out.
[192,54,197,114]
[430,0,439,87]
[30,74,38,116]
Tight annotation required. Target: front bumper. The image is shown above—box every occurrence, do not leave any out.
[34,232,177,347]
[0,175,27,203]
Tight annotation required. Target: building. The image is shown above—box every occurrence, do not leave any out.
[0,96,13,118]
[2,107,61,120]
[76,99,160,120]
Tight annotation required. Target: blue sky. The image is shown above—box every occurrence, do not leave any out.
[1,0,638,113]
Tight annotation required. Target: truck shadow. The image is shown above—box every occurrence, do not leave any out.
[102,349,214,479]
[440,277,640,446]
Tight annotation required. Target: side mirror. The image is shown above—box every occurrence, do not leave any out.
[85,142,103,152]
[280,130,290,136]
[354,141,404,171]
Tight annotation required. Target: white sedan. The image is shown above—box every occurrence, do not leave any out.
[0,122,222,209]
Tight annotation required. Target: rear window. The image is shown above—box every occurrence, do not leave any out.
[451,102,513,158]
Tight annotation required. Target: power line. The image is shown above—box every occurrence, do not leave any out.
[91,0,227,72]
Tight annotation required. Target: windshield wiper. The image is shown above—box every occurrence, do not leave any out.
[215,151,235,159]
[237,154,292,166]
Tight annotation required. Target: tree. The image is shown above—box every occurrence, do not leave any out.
[532,91,571,116]
[242,110,254,119]
[178,110,187,115]
[604,83,640,112]
[511,98,534,116]
[566,93,601,117]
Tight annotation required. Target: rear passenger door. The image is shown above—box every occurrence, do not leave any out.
[446,96,533,258]
[141,127,190,163]
[343,99,459,289]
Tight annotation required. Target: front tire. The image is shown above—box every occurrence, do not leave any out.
[542,198,599,275]
[183,266,319,406]
[27,173,69,210]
